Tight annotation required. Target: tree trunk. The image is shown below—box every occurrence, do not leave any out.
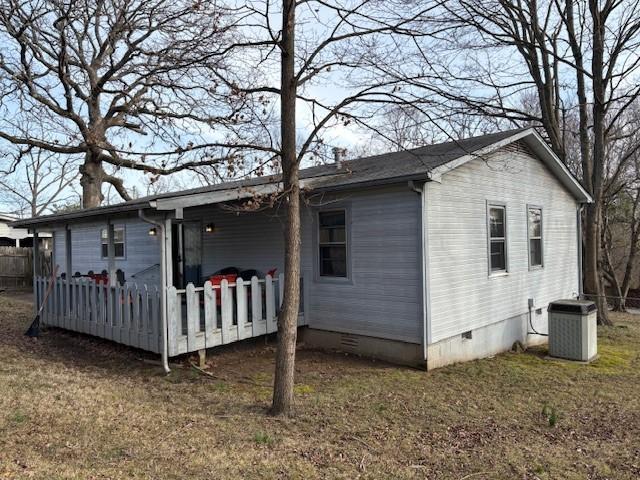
[583,203,611,324]
[586,0,612,326]
[271,0,299,417]
[601,220,625,312]
[80,153,104,208]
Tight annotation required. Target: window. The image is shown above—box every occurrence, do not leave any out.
[488,204,507,273]
[528,206,543,268]
[101,226,125,259]
[318,210,347,277]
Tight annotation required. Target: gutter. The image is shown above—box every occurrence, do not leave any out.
[12,201,153,228]
[138,209,170,374]
[408,180,430,366]
[577,203,584,298]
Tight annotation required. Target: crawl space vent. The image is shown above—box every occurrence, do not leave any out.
[339,334,359,349]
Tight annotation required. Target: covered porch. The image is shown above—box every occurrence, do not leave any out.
[30,185,308,367]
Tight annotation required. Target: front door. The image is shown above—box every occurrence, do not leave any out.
[182,221,202,286]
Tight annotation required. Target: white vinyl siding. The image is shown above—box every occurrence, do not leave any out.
[302,186,422,343]
[53,229,67,274]
[188,207,287,279]
[425,144,579,344]
[69,219,160,284]
[188,185,423,344]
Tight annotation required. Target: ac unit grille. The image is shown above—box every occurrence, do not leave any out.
[548,303,597,362]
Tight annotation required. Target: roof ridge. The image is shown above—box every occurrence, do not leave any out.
[12,127,535,226]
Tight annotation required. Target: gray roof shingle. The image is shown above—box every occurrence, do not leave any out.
[12,128,526,226]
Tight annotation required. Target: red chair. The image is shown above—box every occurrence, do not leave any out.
[89,272,109,285]
[209,274,238,306]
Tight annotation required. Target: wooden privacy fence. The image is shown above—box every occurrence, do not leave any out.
[35,276,163,353]
[0,247,51,288]
[168,273,307,356]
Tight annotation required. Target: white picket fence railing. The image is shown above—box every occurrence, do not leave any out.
[167,273,308,356]
[35,276,163,353]
[35,273,306,357]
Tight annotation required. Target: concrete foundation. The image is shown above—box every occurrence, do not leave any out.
[426,311,548,370]
[303,310,549,370]
[302,328,424,367]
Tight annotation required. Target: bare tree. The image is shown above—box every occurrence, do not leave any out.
[0,0,273,207]
[398,0,640,324]
[0,146,79,216]
[211,0,435,416]
[374,104,506,151]
[601,102,640,310]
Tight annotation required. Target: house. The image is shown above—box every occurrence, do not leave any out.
[12,128,592,371]
[0,213,52,248]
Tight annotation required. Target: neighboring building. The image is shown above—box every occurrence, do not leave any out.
[13,128,591,370]
[0,213,51,249]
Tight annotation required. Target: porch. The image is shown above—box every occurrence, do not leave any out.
[35,272,304,357]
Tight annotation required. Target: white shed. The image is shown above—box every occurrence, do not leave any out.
[0,213,51,248]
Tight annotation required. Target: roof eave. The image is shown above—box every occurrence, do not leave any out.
[429,128,593,203]
[10,201,155,229]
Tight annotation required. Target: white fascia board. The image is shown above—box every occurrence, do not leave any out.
[525,129,593,203]
[428,129,535,181]
[153,182,281,210]
[428,128,593,203]
[153,178,324,211]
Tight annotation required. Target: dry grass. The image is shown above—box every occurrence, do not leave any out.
[1,295,639,479]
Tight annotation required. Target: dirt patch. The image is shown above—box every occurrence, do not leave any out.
[1,297,639,479]
[0,289,34,305]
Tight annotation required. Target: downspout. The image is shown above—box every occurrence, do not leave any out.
[409,180,429,366]
[138,209,170,374]
[577,203,584,298]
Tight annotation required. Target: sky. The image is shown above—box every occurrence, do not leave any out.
[0,0,429,214]
[2,0,638,216]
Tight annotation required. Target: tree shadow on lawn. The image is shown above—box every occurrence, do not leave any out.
[1,295,399,393]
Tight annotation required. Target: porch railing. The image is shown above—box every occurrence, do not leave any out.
[35,273,307,358]
[35,276,163,353]
[167,273,307,356]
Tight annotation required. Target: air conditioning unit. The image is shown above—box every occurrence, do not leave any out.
[547,300,597,362]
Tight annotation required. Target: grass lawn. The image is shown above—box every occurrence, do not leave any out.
[0,295,639,479]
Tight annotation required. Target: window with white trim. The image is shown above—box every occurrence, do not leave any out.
[318,210,347,277]
[100,226,125,259]
[528,207,543,268]
[488,204,507,273]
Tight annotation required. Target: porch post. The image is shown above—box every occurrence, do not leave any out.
[65,226,72,325]
[162,217,173,369]
[164,218,173,288]
[33,229,40,276]
[137,209,171,373]
[107,221,116,286]
[65,227,72,277]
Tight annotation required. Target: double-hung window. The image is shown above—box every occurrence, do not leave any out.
[318,210,347,278]
[528,206,543,268]
[488,204,507,273]
[101,226,126,259]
